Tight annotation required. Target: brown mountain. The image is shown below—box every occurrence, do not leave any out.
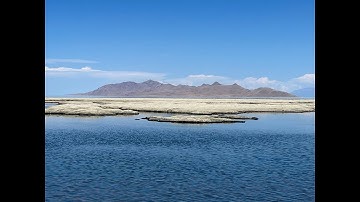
[81,80,295,98]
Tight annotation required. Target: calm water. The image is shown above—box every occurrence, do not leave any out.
[45,112,315,201]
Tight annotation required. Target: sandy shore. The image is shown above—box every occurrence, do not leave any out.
[45,98,314,123]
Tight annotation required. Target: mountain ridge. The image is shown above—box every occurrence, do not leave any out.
[80,80,296,98]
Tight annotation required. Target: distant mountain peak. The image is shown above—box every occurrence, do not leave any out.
[141,80,162,87]
[211,82,221,85]
[143,79,160,84]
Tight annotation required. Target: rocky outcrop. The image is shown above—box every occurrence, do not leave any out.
[142,115,248,124]
[212,114,259,120]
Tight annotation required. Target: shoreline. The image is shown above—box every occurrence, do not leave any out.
[45,98,314,123]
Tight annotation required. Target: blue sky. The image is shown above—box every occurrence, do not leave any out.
[45,0,314,96]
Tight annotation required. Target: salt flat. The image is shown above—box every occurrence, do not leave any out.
[45,98,315,123]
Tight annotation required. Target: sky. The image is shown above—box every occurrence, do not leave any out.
[45,0,314,96]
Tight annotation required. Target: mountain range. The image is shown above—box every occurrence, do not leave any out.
[81,80,295,98]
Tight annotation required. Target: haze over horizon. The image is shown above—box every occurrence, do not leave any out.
[45,0,314,96]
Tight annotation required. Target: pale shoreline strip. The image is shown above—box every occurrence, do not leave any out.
[45,98,314,123]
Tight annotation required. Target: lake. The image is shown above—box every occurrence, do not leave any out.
[45,112,315,201]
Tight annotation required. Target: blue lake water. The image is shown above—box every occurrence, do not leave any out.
[45,103,58,108]
[45,112,315,201]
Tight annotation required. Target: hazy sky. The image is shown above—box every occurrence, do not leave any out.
[45,0,314,96]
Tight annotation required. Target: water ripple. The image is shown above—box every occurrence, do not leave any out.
[46,113,314,201]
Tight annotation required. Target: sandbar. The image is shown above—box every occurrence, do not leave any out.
[45,98,314,123]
